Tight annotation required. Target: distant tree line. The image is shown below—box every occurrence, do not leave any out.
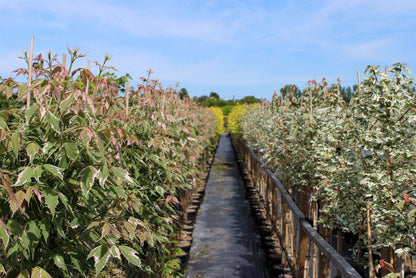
[178,89,261,115]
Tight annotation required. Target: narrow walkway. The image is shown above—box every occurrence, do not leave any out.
[185,135,269,278]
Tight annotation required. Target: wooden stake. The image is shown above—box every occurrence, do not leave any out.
[309,85,313,124]
[336,229,343,277]
[303,239,311,278]
[312,203,319,278]
[26,36,34,110]
[385,66,388,76]
[87,60,91,70]
[357,71,361,94]
[367,205,375,278]
[125,80,130,116]
[62,53,67,70]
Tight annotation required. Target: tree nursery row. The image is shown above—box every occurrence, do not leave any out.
[0,49,218,277]
[234,63,416,277]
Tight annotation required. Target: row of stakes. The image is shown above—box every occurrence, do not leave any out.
[239,165,294,278]
[174,157,214,273]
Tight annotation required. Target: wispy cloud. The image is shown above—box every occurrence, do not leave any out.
[0,0,415,99]
[342,39,394,60]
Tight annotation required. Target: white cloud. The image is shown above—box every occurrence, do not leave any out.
[0,0,414,98]
[1,0,236,43]
[342,39,394,60]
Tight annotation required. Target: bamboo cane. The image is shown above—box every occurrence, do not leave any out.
[26,36,34,110]
[312,203,318,278]
[126,80,130,116]
[367,205,376,278]
[62,53,66,70]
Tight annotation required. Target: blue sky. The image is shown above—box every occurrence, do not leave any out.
[1,0,415,100]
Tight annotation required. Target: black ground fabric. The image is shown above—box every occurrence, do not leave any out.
[185,135,269,278]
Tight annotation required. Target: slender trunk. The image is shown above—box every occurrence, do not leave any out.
[367,205,376,278]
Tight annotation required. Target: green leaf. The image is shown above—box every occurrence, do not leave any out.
[33,166,43,182]
[42,142,56,157]
[86,221,101,231]
[26,221,41,257]
[20,230,29,249]
[26,142,41,163]
[156,185,165,196]
[100,222,111,240]
[69,254,83,274]
[45,110,61,133]
[409,207,416,219]
[98,165,109,187]
[58,192,70,212]
[0,117,7,129]
[79,166,98,196]
[64,142,78,161]
[7,220,23,235]
[26,221,41,242]
[0,223,9,248]
[25,104,38,122]
[0,263,5,274]
[18,84,28,94]
[39,218,51,243]
[13,167,34,187]
[53,254,68,274]
[383,273,401,278]
[42,164,64,181]
[17,269,30,278]
[119,245,142,268]
[69,218,79,229]
[60,95,74,111]
[11,131,19,159]
[10,190,26,215]
[6,242,20,257]
[111,167,134,184]
[112,186,127,199]
[87,245,110,275]
[31,266,53,278]
[110,245,121,260]
[42,188,59,216]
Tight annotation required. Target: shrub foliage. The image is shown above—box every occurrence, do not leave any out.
[0,50,216,277]
[239,64,416,275]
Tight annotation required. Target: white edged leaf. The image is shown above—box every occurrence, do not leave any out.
[42,188,59,216]
[45,111,61,133]
[64,142,78,161]
[26,142,41,163]
[11,132,19,158]
[42,164,64,181]
[110,245,121,260]
[31,266,52,278]
[87,245,110,275]
[0,221,9,248]
[79,166,99,196]
[53,254,68,274]
[111,167,134,184]
[119,245,142,268]
[13,167,34,187]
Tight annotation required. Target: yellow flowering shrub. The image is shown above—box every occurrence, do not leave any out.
[208,106,225,137]
[227,103,248,137]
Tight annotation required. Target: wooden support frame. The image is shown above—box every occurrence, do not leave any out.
[231,134,362,278]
